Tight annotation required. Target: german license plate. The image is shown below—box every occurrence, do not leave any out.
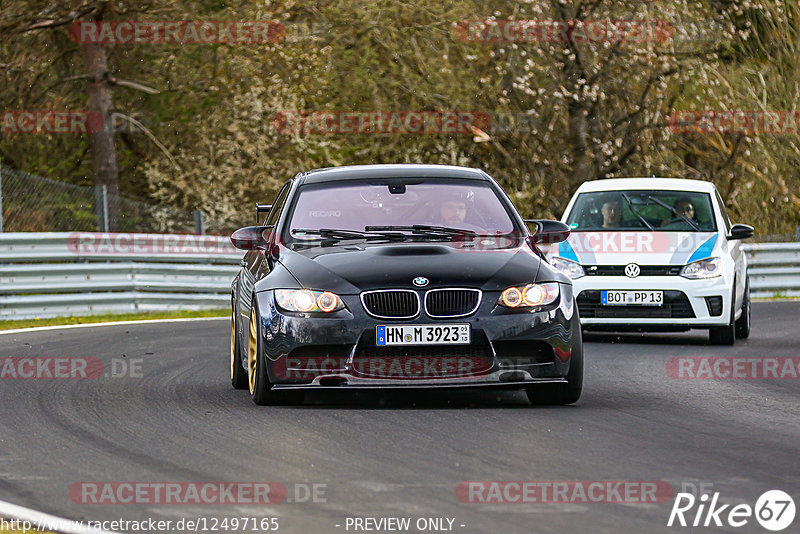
[376,324,471,346]
[601,290,663,306]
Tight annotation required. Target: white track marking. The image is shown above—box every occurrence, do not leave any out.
[0,317,227,335]
[0,498,120,534]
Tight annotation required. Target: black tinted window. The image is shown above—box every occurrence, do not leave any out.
[566,190,717,232]
[265,182,291,226]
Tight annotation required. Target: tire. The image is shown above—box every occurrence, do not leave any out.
[709,285,736,346]
[735,277,751,339]
[526,325,583,406]
[247,302,304,406]
[230,304,248,389]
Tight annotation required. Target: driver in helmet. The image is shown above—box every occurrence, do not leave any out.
[437,190,474,226]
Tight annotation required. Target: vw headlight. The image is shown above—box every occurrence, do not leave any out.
[680,257,722,279]
[499,283,560,308]
[550,257,585,279]
[274,289,346,313]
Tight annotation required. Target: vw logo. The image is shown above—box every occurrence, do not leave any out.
[413,276,429,287]
[624,263,641,278]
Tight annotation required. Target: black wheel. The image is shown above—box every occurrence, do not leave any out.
[526,325,583,406]
[709,285,736,346]
[247,302,304,406]
[735,277,750,339]
[231,304,248,389]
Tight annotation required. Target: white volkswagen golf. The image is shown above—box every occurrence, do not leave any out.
[547,178,754,345]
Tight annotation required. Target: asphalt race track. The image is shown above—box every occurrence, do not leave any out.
[0,302,798,534]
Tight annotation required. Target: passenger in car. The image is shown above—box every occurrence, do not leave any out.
[661,197,700,227]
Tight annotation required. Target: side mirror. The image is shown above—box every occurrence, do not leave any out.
[230,225,273,250]
[524,219,571,244]
[728,223,754,240]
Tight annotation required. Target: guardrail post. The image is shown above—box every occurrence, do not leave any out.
[194,210,206,235]
[796,226,799,242]
[95,184,109,232]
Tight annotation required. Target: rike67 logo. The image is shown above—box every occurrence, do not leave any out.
[668,490,795,531]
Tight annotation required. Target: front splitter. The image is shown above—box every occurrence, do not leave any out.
[271,371,566,390]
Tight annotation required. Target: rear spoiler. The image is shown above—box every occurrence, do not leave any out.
[256,203,272,224]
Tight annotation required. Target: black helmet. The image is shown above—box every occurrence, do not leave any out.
[441,189,475,204]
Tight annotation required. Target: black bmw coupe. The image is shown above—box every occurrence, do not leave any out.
[229,164,582,405]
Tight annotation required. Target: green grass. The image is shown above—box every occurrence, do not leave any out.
[1,529,57,534]
[1,528,57,534]
[0,309,229,330]
[1,521,56,534]
[753,295,800,301]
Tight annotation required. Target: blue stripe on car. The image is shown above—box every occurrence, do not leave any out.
[686,234,718,264]
[558,239,580,263]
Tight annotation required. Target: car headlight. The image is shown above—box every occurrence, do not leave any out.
[274,289,346,313]
[680,257,722,279]
[498,283,560,308]
[550,257,585,279]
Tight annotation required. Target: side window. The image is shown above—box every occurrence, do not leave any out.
[714,189,732,232]
[265,183,291,227]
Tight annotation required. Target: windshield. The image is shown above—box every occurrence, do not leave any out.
[284,179,518,241]
[566,190,717,232]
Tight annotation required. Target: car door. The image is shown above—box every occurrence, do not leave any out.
[714,189,745,310]
[236,181,291,346]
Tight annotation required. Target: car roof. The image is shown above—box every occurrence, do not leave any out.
[574,177,717,194]
[297,164,490,184]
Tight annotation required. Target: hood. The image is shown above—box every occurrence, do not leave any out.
[547,231,719,266]
[276,239,544,293]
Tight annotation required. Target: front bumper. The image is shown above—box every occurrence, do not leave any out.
[254,285,578,389]
[573,273,733,327]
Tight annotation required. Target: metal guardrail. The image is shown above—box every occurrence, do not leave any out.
[744,242,800,298]
[0,232,241,319]
[0,234,797,319]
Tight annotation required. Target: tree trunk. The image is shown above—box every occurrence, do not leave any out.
[567,100,594,185]
[75,3,119,230]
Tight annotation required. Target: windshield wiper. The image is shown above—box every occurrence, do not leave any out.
[646,195,700,231]
[291,228,405,241]
[620,193,655,231]
[364,225,478,238]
